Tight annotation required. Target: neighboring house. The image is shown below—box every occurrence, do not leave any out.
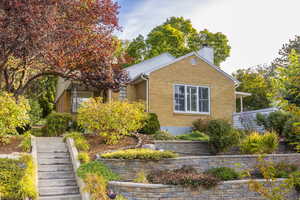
[55,46,250,135]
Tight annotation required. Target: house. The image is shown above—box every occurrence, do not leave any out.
[55,46,250,135]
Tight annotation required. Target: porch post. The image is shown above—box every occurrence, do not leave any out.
[240,96,243,112]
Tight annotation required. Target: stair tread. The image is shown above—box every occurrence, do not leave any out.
[39,194,81,200]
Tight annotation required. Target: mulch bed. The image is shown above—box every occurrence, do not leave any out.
[86,135,138,159]
[0,136,23,154]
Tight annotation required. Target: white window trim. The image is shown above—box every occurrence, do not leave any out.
[173,84,211,115]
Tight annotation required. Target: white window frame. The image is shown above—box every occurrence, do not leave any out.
[173,84,210,115]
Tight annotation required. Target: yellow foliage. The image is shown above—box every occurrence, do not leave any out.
[84,173,108,200]
[77,98,147,144]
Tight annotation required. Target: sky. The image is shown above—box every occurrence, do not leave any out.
[116,0,300,74]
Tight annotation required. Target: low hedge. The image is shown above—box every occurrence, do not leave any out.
[147,166,219,189]
[101,148,178,160]
[0,155,37,199]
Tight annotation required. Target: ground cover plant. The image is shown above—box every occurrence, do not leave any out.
[151,130,176,140]
[147,166,219,189]
[176,131,209,141]
[100,148,178,160]
[0,155,37,200]
[205,167,240,181]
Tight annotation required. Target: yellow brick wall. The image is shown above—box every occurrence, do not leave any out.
[135,81,146,101]
[149,55,236,127]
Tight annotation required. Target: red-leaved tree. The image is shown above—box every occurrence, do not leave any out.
[0,0,129,97]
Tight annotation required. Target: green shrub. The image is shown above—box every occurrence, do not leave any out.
[74,137,90,152]
[28,99,43,125]
[175,131,209,141]
[77,98,147,144]
[254,162,298,179]
[151,130,176,140]
[78,152,90,164]
[133,171,149,183]
[283,116,300,151]
[83,173,108,200]
[139,113,160,134]
[206,119,240,154]
[43,112,72,136]
[240,132,279,154]
[19,132,32,152]
[147,166,219,189]
[205,167,240,181]
[101,148,178,160]
[192,118,210,132]
[0,155,37,199]
[290,171,300,192]
[63,131,83,141]
[256,111,292,136]
[77,161,119,181]
[0,92,30,141]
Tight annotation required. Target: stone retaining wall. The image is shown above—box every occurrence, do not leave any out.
[100,153,300,181]
[109,179,299,200]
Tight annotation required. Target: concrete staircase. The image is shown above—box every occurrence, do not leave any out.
[37,137,81,200]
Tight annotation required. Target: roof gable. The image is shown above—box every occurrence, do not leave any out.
[125,51,239,84]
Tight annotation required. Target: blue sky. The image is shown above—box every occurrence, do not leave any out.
[116,0,300,74]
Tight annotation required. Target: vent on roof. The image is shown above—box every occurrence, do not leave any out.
[190,58,197,65]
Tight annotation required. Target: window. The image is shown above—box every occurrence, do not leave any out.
[72,91,93,113]
[174,84,210,114]
[119,86,127,100]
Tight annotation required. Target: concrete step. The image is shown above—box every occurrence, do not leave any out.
[38,164,73,172]
[38,158,71,165]
[37,148,68,153]
[39,171,75,179]
[39,179,78,187]
[39,194,81,200]
[38,152,70,159]
[39,186,79,196]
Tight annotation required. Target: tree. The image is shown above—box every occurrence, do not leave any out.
[272,50,300,116]
[273,35,300,68]
[0,0,128,98]
[126,17,231,66]
[233,66,273,112]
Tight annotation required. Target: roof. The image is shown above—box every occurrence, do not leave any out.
[125,51,239,84]
[235,91,252,98]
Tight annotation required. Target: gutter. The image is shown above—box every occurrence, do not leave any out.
[140,73,149,112]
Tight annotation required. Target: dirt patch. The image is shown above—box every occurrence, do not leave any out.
[0,136,23,154]
[86,135,138,159]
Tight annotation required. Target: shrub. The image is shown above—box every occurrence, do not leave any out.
[74,137,90,152]
[0,155,37,199]
[283,116,300,151]
[206,119,240,154]
[28,99,43,125]
[0,92,30,141]
[101,148,177,160]
[205,167,240,181]
[43,112,72,136]
[151,130,176,140]
[254,162,298,179]
[77,161,119,181]
[116,195,128,200]
[192,118,210,132]
[240,132,279,154]
[83,173,108,200]
[256,111,292,136]
[133,171,149,184]
[175,131,209,141]
[77,98,147,144]
[78,152,90,164]
[147,166,219,189]
[19,132,32,152]
[139,113,160,134]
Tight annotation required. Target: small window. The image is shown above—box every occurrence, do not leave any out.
[174,84,210,114]
[119,86,127,100]
[72,91,93,113]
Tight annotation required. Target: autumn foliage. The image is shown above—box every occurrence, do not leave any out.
[0,0,128,97]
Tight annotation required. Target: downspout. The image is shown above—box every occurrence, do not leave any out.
[141,73,149,112]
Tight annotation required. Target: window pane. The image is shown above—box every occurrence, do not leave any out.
[202,99,209,112]
[202,88,208,99]
[199,87,209,112]
[187,86,197,112]
[175,85,185,111]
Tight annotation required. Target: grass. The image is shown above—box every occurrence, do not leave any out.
[175,131,209,141]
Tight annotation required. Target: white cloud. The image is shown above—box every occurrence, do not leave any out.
[118,0,300,74]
